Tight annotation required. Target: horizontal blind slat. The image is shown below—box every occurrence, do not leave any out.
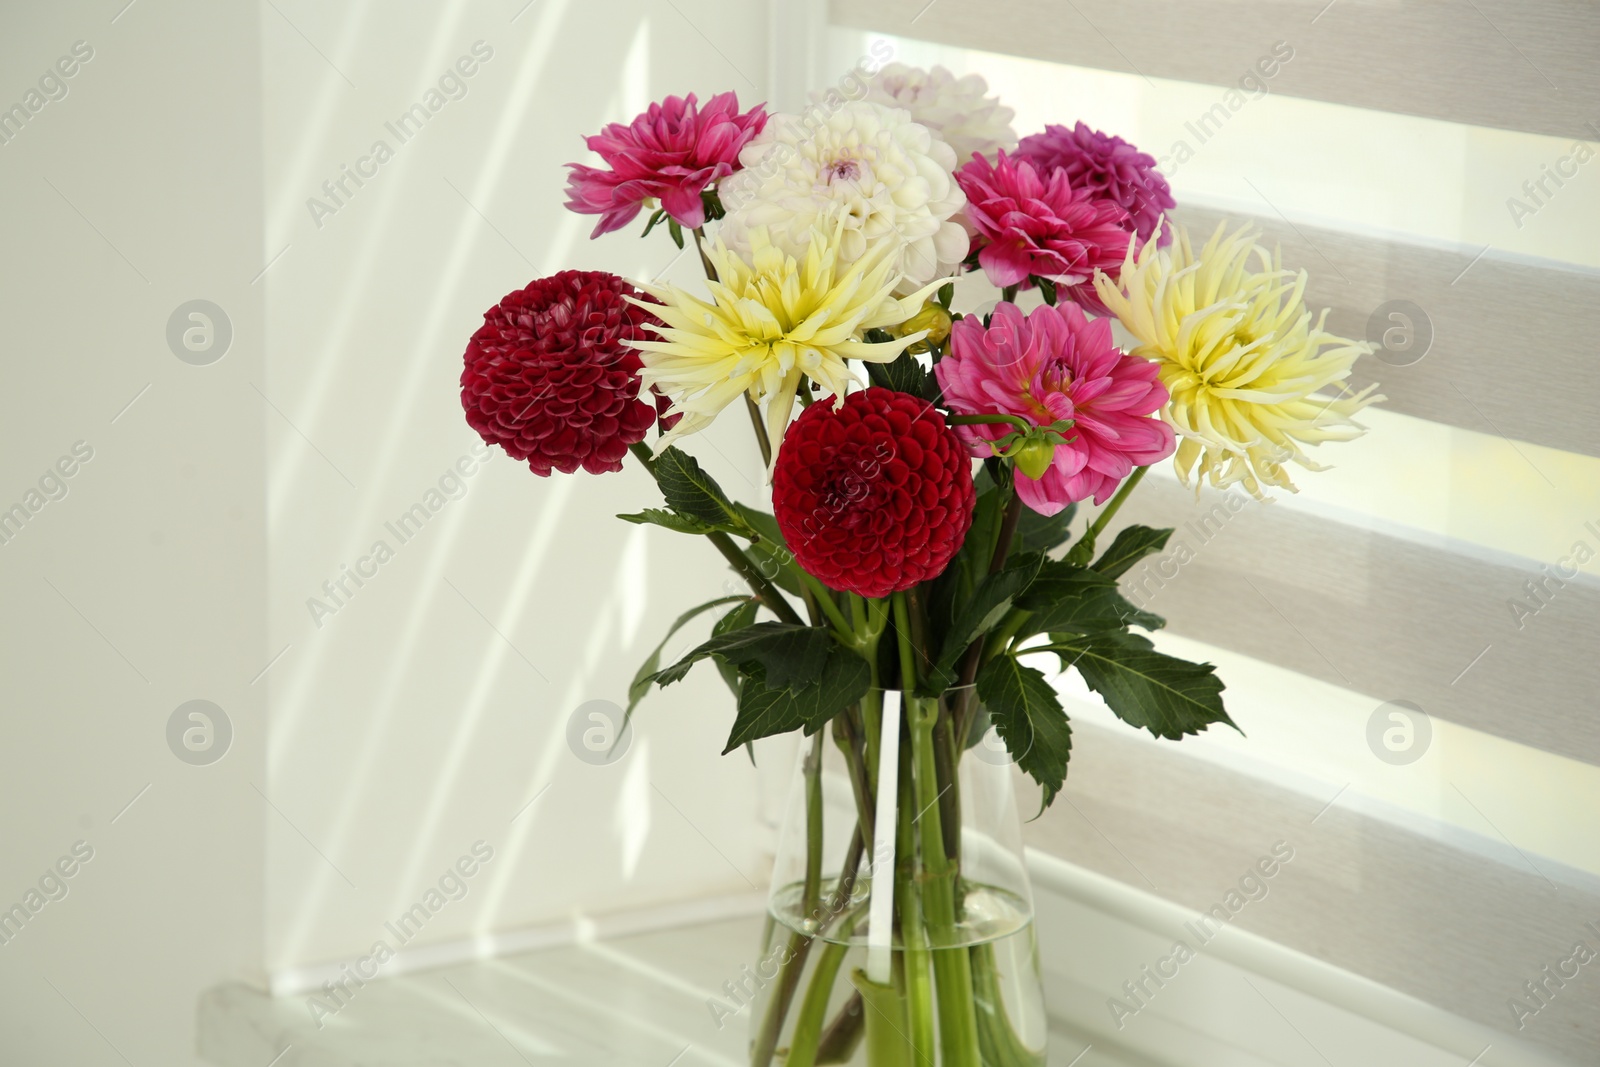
[1025,721,1600,1062]
[833,0,1600,139]
[1108,477,1600,766]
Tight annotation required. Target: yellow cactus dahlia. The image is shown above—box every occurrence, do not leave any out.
[1094,221,1381,498]
[627,221,941,465]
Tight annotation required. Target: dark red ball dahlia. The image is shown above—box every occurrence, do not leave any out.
[461,270,668,476]
[773,387,976,599]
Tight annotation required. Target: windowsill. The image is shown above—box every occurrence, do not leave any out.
[198,850,1573,1067]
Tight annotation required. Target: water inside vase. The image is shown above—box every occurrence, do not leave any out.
[753,879,1048,1066]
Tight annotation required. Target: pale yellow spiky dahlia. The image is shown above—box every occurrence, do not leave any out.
[1094,221,1382,498]
[627,222,941,466]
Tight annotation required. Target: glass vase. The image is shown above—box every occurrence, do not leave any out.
[746,687,1048,1066]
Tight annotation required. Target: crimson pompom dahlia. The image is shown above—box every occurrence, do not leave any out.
[461,271,668,477]
[773,388,975,599]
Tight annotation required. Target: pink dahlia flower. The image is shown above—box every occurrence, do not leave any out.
[1015,122,1175,247]
[564,92,767,238]
[956,151,1131,301]
[935,302,1175,515]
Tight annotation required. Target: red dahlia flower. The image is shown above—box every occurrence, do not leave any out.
[564,91,768,238]
[956,150,1131,312]
[773,388,975,599]
[461,271,669,477]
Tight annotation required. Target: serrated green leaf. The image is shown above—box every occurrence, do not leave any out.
[616,508,724,535]
[653,447,749,532]
[655,621,832,690]
[975,655,1072,810]
[870,350,934,398]
[1047,631,1235,741]
[626,595,750,719]
[1092,525,1174,580]
[710,599,760,702]
[723,649,872,752]
[1015,561,1163,637]
[1012,502,1078,555]
[927,551,1044,692]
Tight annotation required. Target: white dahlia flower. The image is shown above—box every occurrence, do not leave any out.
[858,63,1017,164]
[718,101,968,291]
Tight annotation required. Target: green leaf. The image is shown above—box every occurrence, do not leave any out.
[710,598,760,702]
[1047,631,1235,741]
[667,218,685,249]
[1016,562,1163,638]
[1012,502,1078,555]
[936,282,955,310]
[653,447,749,532]
[735,504,804,597]
[723,648,871,752]
[655,622,832,691]
[927,551,1044,692]
[1092,525,1174,580]
[616,508,723,536]
[870,350,935,399]
[626,596,751,719]
[975,655,1073,810]
[640,208,668,239]
[1035,277,1058,306]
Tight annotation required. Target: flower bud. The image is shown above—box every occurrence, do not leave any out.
[1011,436,1057,480]
[890,301,953,346]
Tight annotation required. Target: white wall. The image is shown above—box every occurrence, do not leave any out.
[258,0,776,982]
[0,1,778,1063]
[0,2,267,1065]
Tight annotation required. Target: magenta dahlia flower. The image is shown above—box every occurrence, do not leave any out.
[564,92,768,238]
[935,302,1175,515]
[1015,122,1175,247]
[461,271,670,477]
[956,151,1131,298]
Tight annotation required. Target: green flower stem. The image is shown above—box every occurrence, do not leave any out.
[626,443,800,625]
[802,732,824,918]
[849,969,913,1067]
[894,742,938,1061]
[948,412,1034,435]
[798,570,855,644]
[832,715,875,855]
[814,992,865,1064]
[1080,463,1149,546]
[894,594,983,1066]
[785,903,866,1067]
[1001,284,1020,303]
[971,941,1047,1066]
[744,392,773,470]
[751,929,814,1067]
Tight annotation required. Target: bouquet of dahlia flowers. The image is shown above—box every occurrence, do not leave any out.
[461,66,1376,1067]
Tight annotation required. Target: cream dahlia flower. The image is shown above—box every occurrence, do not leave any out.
[718,102,968,292]
[858,63,1017,164]
[1094,222,1381,499]
[627,222,942,466]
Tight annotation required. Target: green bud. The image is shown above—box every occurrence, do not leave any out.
[1012,436,1056,480]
